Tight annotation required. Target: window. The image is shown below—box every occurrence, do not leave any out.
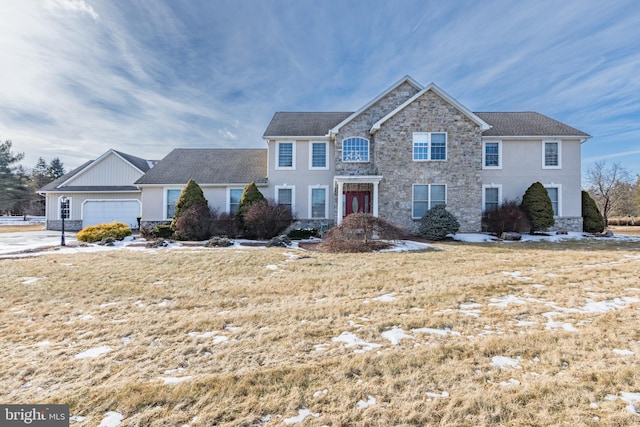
[310,142,328,169]
[276,186,294,212]
[277,142,295,169]
[310,186,328,218]
[412,184,446,218]
[483,141,501,168]
[229,188,243,214]
[342,137,369,162]
[166,189,181,218]
[483,185,501,211]
[545,186,560,216]
[59,196,71,219]
[413,132,447,161]
[543,141,561,168]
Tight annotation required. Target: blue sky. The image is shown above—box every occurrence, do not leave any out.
[1,0,639,179]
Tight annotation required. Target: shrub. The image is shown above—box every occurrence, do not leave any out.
[212,212,242,238]
[151,224,174,239]
[287,228,319,240]
[319,213,401,253]
[243,200,294,239]
[170,179,208,230]
[582,190,605,233]
[266,235,292,247]
[206,236,234,247]
[174,204,215,241]
[521,182,555,233]
[482,200,531,235]
[77,222,132,243]
[237,182,265,224]
[418,205,460,241]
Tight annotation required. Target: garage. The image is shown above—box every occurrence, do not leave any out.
[82,200,141,228]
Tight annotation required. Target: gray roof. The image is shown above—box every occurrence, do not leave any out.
[114,150,155,172]
[263,112,352,137]
[476,112,590,137]
[135,148,268,185]
[39,160,93,192]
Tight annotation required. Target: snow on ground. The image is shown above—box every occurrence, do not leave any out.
[331,332,382,353]
[357,396,376,408]
[0,215,45,225]
[98,411,123,427]
[381,327,413,345]
[491,356,522,369]
[283,408,320,424]
[158,376,194,385]
[74,346,112,359]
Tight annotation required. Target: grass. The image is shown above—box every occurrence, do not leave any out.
[0,224,45,233]
[1,239,640,426]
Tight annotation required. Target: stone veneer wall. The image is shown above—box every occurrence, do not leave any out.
[375,91,483,233]
[548,217,583,232]
[46,220,83,231]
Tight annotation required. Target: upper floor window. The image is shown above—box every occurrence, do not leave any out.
[483,141,502,168]
[413,132,447,161]
[543,141,561,168]
[166,189,181,218]
[342,137,369,162]
[276,142,295,169]
[310,142,328,169]
[229,188,243,214]
[412,184,446,218]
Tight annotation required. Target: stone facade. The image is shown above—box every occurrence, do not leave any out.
[548,216,583,232]
[46,220,83,232]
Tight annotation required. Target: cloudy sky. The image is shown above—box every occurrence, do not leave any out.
[1,0,639,178]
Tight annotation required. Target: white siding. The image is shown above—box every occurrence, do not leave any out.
[65,152,144,186]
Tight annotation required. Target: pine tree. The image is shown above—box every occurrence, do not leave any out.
[237,182,266,220]
[47,157,65,180]
[582,190,605,233]
[32,157,51,189]
[170,179,208,230]
[521,182,555,233]
[0,140,25,213]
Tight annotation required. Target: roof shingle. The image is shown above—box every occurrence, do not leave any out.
[476,112,590,137]
[263,112,352,137]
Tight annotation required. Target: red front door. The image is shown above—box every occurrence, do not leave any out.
[344,191,371,216]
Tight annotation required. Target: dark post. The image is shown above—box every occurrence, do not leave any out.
[60,195,67,246]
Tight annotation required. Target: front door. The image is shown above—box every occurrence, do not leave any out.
[344,191,371,216]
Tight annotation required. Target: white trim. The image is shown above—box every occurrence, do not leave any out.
[308,185,329,219]
[57,195,71,220]
[482,184,502,212]
[542,141,562,169]
[412,132,448,162]
[227,187,244,215]
[80,199,141,221]
[482,141,502,169]
[412,183,447,219]
[333,175,383,224]
[275,185,295,213]
[61,149,145,187]
[341,136,370,163]
[544,184,562,217]
[481,135,589,141]
[164,187,183,220]
[264,135,331,141]
[275,141,296,170]
[309,141,329,170]
[371,83,491,133]
[330,75,423,136]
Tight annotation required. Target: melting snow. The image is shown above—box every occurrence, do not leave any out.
[98,412,123,427]
[357,396,376,408]
[75,346,112,359]
[373,293,396,302]
[266,264,278,270]
[159,376,194,385]
[426,391,449,399]
[541,312,578,332]
[491,356,522,369]
[21,277,40,284]
[283,408,320,424]
[613,349,635,356]
[331,332,382,353]
[313,389,328,398]
[411,327,461,336]
[607,392,640,414]
[381,327,413,345]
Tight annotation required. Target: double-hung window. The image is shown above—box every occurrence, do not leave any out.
[59,196,71,219]
[413,132,447,161]
[412,184,446,218]
[276,186,294,213]
[545,186,560,216]
[310,142,328,169]
[229,188,243,214]
[276,142,295,169]
[483,185,501,212]
[166,189,181,218]
[543,141,561,168]
[483,141,501,168]
[342,137,369,162]
[310,186,328,218]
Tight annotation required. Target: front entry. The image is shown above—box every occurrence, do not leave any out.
[344,191,371,216]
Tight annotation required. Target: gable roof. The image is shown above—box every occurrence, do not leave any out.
[263,112,352,138]
[475,112,591,138]
[38,160,94,192]
[113,150,156,172]
[135,148,268,185]
[329,75,423,135]
[370,83,491,133]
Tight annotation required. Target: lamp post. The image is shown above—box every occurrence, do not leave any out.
[60,195,67,246]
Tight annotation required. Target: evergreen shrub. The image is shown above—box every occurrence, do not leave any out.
[521,182,555,233]
[170,179,208,230]
[152,224,174,239]
[582,190,605,233]
[174,204,215,241]
[77,222,132,243]
[287,228,319,240]
[418,205,460,241]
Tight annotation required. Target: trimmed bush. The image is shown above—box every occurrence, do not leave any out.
[212,212,242,238]
[521,182,555,233]
[418,205,460,241]
[174,204,215,241]
[482,200,531,235]
[319,213,401,253]
[287,228,319,240]
[237,182,265,224]
[151,224,174,239]
[582,190,605,233]
[243,200,294,239]
[171,179,208,230]
[77,222,132,243]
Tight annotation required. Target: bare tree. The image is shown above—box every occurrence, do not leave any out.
[585,161,631,225]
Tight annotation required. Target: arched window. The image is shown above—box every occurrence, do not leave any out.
[342,137,369,162]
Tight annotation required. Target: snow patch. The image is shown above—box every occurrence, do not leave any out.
[426,391,449,399]
[331,332,382,353]
[373,293,396,302]
[411,327,460,336]
[159,376,193,385]
[613,349,635,356]
[357,396,376,408]
[283,408,320,424]
[381,327,413,345]
[75,346,112,359]
[98,412,123,427]
[491,356,522,369]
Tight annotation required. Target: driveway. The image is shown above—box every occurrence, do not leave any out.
[0,230,77,255]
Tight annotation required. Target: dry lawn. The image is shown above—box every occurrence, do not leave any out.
[1,238,640,426]
[0,224,45,233]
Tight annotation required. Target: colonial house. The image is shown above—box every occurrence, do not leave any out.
[40,76,590,233]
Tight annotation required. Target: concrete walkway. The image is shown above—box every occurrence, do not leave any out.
[0,230,78,255]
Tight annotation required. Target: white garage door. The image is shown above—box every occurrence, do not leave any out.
[83,200,141,228]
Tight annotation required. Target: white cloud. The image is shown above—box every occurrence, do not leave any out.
[45,0,99,21]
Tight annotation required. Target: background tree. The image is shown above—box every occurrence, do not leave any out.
[47,157,66,180]
[170,179,208,231]
[521,182,555,233]
[581,190,605,233]
[585,160,631,226]
[0,140,26,214]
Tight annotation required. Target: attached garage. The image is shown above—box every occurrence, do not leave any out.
[82,200,141,228]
